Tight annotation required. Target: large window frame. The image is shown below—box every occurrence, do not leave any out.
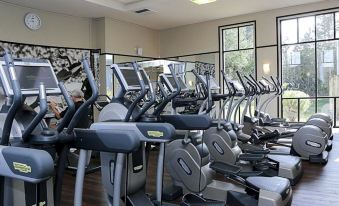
[278,8,339,127]
[219,21,257,81]
[219,21,257,121]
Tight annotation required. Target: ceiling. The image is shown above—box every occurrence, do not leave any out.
[1,0,332,30]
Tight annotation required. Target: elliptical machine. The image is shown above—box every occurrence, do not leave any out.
[160,65,293,206]
[0,50,55,206]
[0,49,96,206]
[232,72,329,164]
[191,70,303,185]
[252,76,333,143]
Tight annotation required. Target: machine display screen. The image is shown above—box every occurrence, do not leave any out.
[167,76,188,91]
[3,64,58,90]
[121,69,140,87]
[120,68,150,87]
[199,75,219,90]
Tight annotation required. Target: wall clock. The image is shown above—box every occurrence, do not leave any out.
[24,13,42,30]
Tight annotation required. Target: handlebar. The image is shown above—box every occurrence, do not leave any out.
[0,49,22,145]
[124,62,147,122]
[66,56,98,134]
[153,64,181,116]
[22,83,48,142]
[132,64,156,121]
[57,82,76,133]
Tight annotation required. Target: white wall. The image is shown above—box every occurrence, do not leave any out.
[104,18,160,57]
[0,1,161,57]
[159,0,339,116]
[160,1,339,57]
[0,1,93,49]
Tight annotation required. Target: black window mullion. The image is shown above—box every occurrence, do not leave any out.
[237,27,240,50]
[315,41,318,112]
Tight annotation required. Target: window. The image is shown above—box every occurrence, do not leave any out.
[219,22,256,122]
[279,9,339,125]
[220,22,256,80]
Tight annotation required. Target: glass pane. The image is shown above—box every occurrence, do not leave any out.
[336,13,339,38]
[106,65,113,97]
[317,98,334,120]
[106,54,113,65]
[300,99,316,122]
[281,19,298,44]
[316,13,334,40]
[239,25,254,49]
[223,28,238,51]
[282,98,298,121]
[317,40,339,96]
[282,43,316,97]
[298,16,315,42]
[224,49,255,79]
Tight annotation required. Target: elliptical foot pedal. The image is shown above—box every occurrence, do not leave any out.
[210,162,241,176]
[309,151,328,165]
[238,171,263,178]
[180,194,225,206]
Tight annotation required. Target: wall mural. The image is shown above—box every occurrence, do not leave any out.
[0,41,101,117]
[195,61,215,77]
[0,41,94,91]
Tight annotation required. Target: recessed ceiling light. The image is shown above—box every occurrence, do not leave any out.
[190,0,217,5]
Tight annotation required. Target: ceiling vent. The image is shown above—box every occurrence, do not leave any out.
[134,8,152,14]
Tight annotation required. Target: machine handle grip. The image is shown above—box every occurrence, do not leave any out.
[22,83,48,142]
[57,82,76,133]
[0,49,22,145]
[133,65,156,121]
[153,64,182,116]
[124,62,148,122]
[66,56,98,134]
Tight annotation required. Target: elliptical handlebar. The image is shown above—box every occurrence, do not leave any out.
[153,64,181,117]
[0,49,22,145]
[221,70,236,95]
[22,83,48,142]
[132,63,156,121]
[66,56,98,134]
[244,76,257,96]
[204,71,213,113]
[192,69,213,113]
[249,74,263,94]
[123,61,148,122]
[236,71,249,95]
[57,82,76,133]
[262,76,275,93]
[269,76,280,95]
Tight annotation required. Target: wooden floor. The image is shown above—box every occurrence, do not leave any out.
[61,130,339,206]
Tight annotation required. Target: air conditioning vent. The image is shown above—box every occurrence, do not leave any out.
[135,8,151,14]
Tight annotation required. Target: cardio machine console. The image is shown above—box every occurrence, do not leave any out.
[0,58,60,96]
[159,73,189,92]
[111,64,150,91]
[198,75,220,90]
